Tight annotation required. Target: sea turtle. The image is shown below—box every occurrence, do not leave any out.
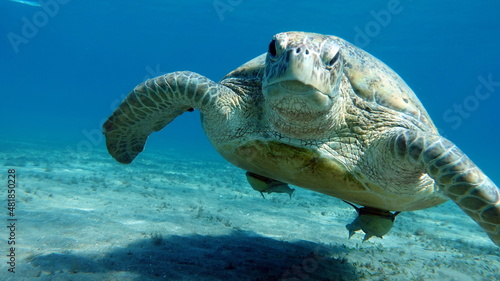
[103,31,500,246]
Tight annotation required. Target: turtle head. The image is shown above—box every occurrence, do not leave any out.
[262,32,345,139]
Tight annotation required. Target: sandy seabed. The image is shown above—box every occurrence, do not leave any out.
[0,139,499,281]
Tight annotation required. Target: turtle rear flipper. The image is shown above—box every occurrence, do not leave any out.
[103,71,236,164]
[391,130,500,246]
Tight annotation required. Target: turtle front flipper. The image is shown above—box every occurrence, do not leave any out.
[392,130,500,246]
[103,71,237,164]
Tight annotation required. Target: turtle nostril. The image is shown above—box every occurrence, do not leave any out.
[295,48,310,55]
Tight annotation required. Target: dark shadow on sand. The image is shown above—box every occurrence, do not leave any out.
[30,230,358,281]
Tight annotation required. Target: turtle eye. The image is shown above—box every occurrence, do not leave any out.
[326,51,340,67]
[268,39,277,57]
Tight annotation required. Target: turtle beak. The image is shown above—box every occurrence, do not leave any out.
[269,46,330,94]
[264,45,343,97]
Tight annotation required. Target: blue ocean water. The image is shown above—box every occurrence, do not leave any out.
[2,0,499,182]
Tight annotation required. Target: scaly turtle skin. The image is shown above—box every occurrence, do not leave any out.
[103,31,500,246]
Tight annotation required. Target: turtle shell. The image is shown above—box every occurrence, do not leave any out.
[331,36,436,132]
